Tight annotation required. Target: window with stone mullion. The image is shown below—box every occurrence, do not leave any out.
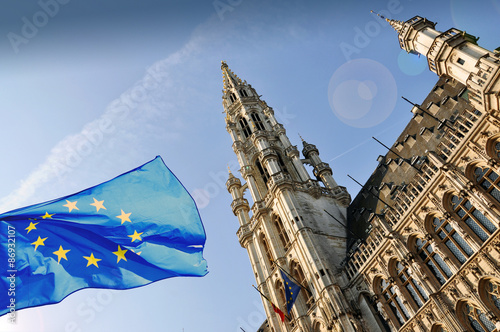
[239,117,252,138]
[433,217,474,264]
[451,195,496,242]
[380,279,409,326]
[250,113,265,131]
[260,234,274,267]
[274,216,290,251]
[475,166,500,203]
[416,238,452,285]
[487,280,500,312]
[396,261,428,308]
[464,303,496,332]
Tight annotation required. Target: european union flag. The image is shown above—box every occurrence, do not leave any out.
[0,156,208,317]
[280,269,301,314]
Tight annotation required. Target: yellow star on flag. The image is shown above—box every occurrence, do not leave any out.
[116,209,132,224]
[31,236,47,251]
[113,245,128,263]
[128,230,143,242]
[63,200,79,212]
[90,198,106,212]
[41,212,54,219]
[25,222,39,234]
[53,245,71,264]
[83,253,102,268]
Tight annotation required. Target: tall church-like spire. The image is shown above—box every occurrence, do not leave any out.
[222,62,356,332]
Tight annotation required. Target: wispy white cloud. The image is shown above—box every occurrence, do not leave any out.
[0,1,314,213]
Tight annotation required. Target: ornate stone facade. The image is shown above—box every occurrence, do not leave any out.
[224,15,500,332]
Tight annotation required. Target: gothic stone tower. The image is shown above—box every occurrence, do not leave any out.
[222,61,356,331]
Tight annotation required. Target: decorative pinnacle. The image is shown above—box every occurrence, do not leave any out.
[221,61,245,91]
[370,10,404,33]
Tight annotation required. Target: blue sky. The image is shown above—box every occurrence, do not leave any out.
[0,0,499,331]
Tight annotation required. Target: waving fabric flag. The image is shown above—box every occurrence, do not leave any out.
[0,156,208,317]
[280,269,301,314]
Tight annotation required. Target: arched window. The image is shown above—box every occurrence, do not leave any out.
[260,234,273,267]
[255,159,270,187]
[431,324,447,332]
[431,216,474,264]
[450,195,496,242]
[495,142,500,160]
[479,278,500,317]
[415,237,452,285]
[290,261,313,309]
[229,92,237,102]
[380,278,410,326]
[460,302,496,332]
[274,215,291,250]
[486,280,500,312]
[239,89,248,97]
[239,117,252,138]
[474,166,500,203]
[277,153,289,174]
[251,113,265,131]
[395,261,428,308]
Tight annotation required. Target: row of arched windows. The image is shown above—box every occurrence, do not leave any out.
[376,186,500,329]
[378,274,500,331]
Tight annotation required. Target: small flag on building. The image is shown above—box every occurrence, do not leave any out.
[252,284,286,323]
[270,300,285,322]
[0,156,208,317]
[280,269,301,314]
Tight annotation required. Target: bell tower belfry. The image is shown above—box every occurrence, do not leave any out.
[222,61,357,331]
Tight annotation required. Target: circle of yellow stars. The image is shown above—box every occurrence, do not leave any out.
[26,197,143,268]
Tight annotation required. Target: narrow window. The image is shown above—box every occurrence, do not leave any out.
[415,237,452,285]
[239,117,252,138]
[486,280,500,312]
[255,159,270,187]
[450,195,497,242]
[251,113,265,131]
[274,216,290,250]
[277,153,289,173]
[380,278,410,326]
[463,303,495,332]
[290,261,313,309]
[432,216,474,264]
[474,166,500,203]
[395,261,428,308]
[260,234,273,267]
[458,58,465,65]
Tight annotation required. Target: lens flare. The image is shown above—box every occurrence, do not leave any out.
[328,58,397,128]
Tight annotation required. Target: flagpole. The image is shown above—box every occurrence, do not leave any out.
[252,285,291,321]
[271,260,313,296]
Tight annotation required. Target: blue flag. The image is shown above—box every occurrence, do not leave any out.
[0,156,208,318]
[280,269,301,314]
